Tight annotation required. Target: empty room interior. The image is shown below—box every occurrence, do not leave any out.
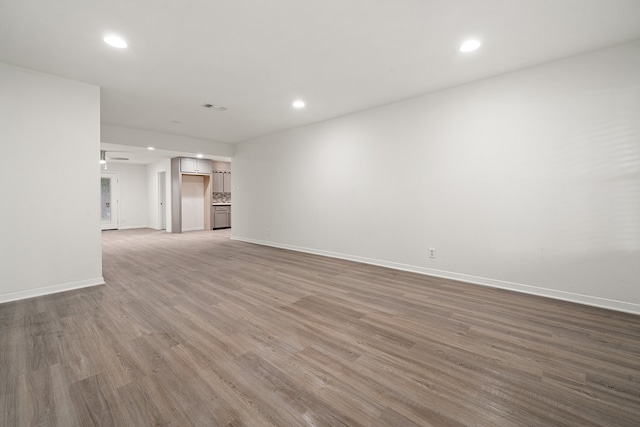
[1,1,640,426]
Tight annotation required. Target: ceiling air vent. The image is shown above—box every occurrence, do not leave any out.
[202,103,227,111]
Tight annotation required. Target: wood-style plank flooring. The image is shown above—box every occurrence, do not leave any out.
[1,228,640,426]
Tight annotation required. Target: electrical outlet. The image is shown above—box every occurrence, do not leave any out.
[429,248,436,259]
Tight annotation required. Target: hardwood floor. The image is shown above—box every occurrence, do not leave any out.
[1,228,639,426]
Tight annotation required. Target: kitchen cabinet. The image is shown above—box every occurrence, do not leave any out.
[212,205,231,229]
[171,157,213,233]
[180,157,212,174]
[212,171,231,193]
[223,172,231,192]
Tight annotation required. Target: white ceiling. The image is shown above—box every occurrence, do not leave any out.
[2,0,640,146]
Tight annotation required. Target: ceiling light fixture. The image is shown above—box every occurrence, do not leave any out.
[147,146,155,150]
[292,100,305,109]
[459,39,481,53]
[196,154,204,158]
[104,35,128,49]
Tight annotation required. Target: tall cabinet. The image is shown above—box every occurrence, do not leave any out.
[211,161,232,229]
[171,157,213,233]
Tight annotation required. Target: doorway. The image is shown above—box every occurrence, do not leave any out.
[101,172,119,230]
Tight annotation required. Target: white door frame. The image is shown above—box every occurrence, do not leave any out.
[101,172,120,230]
[158,171,166,230]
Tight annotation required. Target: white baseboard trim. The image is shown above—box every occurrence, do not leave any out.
[183,227,205,232]
[0,277,105,304]
[232,236,640,316]
[119,224,148,230]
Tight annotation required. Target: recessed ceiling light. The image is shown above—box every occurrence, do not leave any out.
[292,100,305,109]
[459,39,481,53]
[104,35,128,49]
[196,154,204,158]
[147,146,155,150]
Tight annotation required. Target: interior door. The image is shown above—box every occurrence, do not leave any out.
[101,172,119,230]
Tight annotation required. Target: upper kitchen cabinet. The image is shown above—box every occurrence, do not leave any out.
[212,162,231,193]
[212,171,231,192]
[223,172,231,192]
[180,157,212,174]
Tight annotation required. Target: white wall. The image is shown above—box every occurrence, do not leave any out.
[101,163,148,229]
[0,63,103,302]
[147,159,172,231]
[101,124,234,158]
[232,41,640,314]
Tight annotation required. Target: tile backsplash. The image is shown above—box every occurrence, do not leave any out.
[212,192,231,203]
